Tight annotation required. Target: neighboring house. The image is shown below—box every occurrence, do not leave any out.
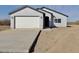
[9,6,68,29]
[41,7,68,27]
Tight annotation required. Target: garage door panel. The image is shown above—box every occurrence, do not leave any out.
[15,17,40,28]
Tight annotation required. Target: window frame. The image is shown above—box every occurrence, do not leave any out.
[58,19,61,23]
[54,18,61,23]
[55,19,58,23]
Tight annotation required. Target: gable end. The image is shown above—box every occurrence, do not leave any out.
[9,6,44,15]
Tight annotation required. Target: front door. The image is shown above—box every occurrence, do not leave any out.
[44,16,49,28]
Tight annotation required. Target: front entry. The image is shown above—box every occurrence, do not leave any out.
[44,16,49,28]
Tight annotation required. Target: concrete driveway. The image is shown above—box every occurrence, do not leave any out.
[0,29,40,53]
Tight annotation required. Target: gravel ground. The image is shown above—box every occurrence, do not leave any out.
[34,25,79,53]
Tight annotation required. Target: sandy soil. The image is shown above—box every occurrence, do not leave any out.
[34,25,79,53]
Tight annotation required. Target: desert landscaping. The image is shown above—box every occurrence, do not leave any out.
[34,25,79,53]
[1,20,79,53]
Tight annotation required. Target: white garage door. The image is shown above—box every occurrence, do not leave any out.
[15,16,40,28]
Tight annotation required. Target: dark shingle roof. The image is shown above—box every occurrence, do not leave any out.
[9,5,45,15]
[9,5,68,17]
[41,7,68,17]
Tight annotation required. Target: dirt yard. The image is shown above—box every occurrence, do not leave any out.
[34,25,79,53]
[0,26,10,31]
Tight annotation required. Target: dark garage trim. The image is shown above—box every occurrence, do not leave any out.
[14,16,40,17]
[14,16,16,29]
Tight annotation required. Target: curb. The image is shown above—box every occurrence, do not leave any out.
[29,30,41,53]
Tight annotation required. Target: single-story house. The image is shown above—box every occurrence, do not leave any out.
[9,6,68,29]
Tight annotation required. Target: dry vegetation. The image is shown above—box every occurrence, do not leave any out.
[0,20,10,25]
[34,25,79,53]
[68,21,79,25]
[0,20,10,31]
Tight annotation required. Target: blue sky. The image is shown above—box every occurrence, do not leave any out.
[0,5,79,22]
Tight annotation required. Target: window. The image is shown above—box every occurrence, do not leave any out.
[58,19,61,23]
[55,19,58,23]
[55,19,61,23]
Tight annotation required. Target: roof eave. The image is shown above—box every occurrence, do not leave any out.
[41,7,68,17]
[9,5,45,15]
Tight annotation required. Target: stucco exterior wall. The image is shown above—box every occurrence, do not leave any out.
[42,8,68,27]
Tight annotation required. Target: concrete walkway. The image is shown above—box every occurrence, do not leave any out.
[0,29,40,53]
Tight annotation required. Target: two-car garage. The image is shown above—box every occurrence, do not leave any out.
[9,6,44,29]
[15,16,40,28]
